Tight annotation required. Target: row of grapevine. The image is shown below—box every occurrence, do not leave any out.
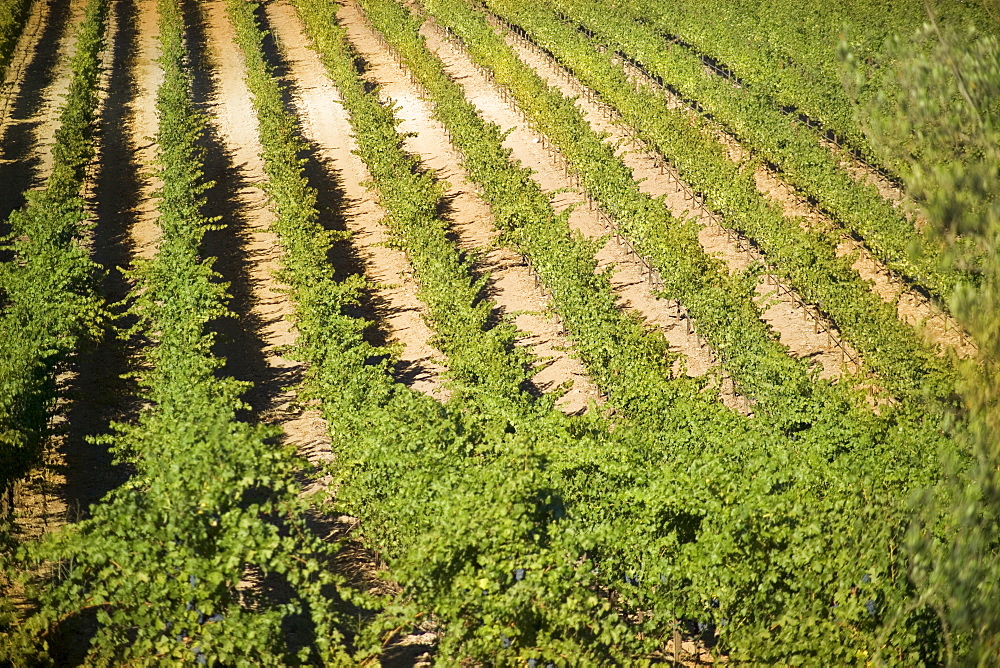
[414,0,969,662]
[242,0,540,415]
[6,0,351,662]
[627,0,874,165]
[0,0,108,510]
[0,0,30,84]
[620,0,993,177]
[543,0,963,302]
[265,0,680,660]
[0,0,975,663]
[305,0,963,663]
[480,0,957,408]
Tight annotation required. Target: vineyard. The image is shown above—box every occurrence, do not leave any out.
[0,0,997,664]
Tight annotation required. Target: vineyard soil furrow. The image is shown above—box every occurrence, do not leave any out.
[193,0,299,415]
[254,0,448,401]
[4,2,114,540]
[176,1,357,543]
[33,0,135,540]
[242,0,436,652]
[415,9,747,411]
[494,18,860,380]
[340,0,599,414]
[127,0,163,259]
[821,135,911,211]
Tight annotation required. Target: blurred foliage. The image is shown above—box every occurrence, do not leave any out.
[847,15,1000,665]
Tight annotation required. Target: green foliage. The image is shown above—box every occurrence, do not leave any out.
[0,0,987,662]
[291,0,973,662]
[0,0,109,505]
[850,23,1000,664]
[616,0,993,180]
[543,0,965,304]
[3,0,355,662]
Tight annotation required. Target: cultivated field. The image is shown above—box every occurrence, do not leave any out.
[0,0,995,664]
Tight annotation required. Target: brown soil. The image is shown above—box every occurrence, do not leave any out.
[21,0,84,187]
[417,15,753,415]
[127,0,163,258]
[341,0,599,414]
[52,0,138,524]
[821,137,910,212]
[191,0,345,473]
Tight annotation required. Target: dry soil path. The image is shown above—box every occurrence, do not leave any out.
[262,6,445,659]
[190,0,348,485]
[127,0,163,259]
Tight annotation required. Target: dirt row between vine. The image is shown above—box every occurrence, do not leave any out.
[260,2,441,662]
[55,0,138,526]
[3,0,117,551]
[235,0,453,406]
[128,0,163,259]
[193,2,402,596]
